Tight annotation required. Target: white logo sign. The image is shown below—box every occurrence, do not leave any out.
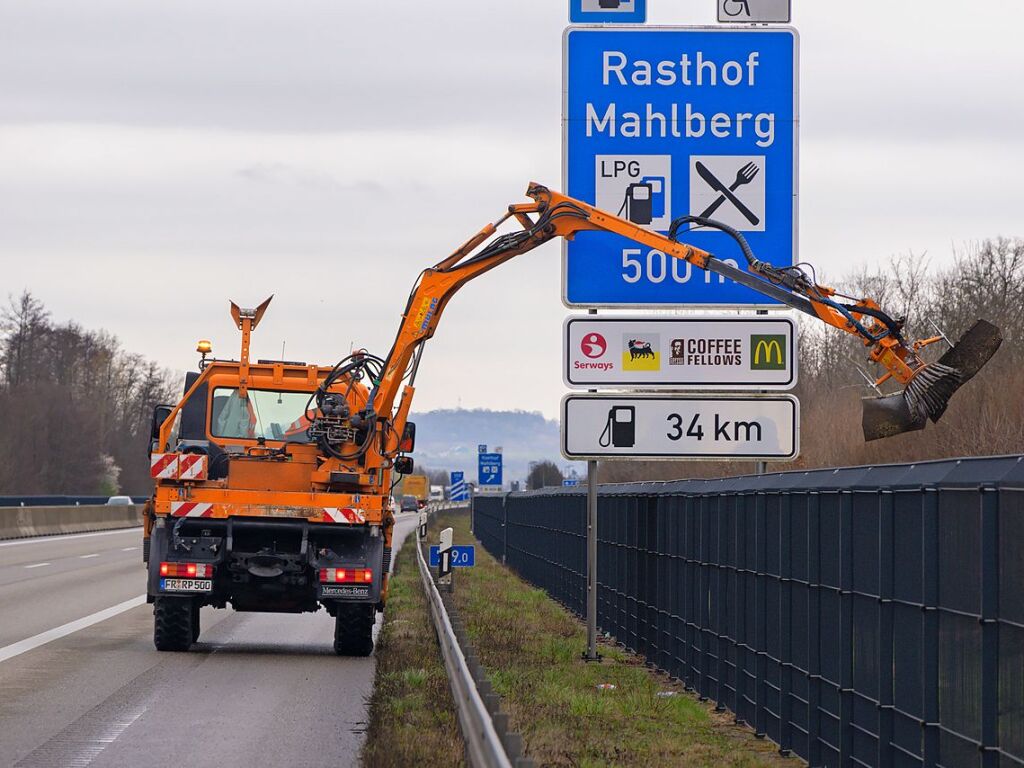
[689,155,766,232]
[561,394,799,461]
[595,154,672,230]
[717,0,791,23]
[564,315,796,389]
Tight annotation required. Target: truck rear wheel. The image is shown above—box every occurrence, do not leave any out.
[333,604,374,656]
[154,596,195,652]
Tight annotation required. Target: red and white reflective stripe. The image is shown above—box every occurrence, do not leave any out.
[170,502,214,518]
[322,507,366,524]
[178,454,208,481]
[150,453,179,479]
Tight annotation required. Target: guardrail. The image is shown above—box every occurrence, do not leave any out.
[0,504,143,540]
[414,517,518,768]
[0,495,148,507]
[474,455,1024,768]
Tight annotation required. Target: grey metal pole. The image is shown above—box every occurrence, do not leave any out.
[755,308,768,476]
[585,459,599,661]
[584,307,600,661]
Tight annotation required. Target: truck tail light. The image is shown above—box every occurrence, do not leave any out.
[160,562,214,578]
[319,568,373,583]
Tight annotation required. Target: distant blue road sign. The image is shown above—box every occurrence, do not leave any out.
[478,444,488,454]
[563,478,580,487]
[563,27,798,306]
[478,452,503,487]
[429,545,476,568]
[569,0,646,24]
[450,471,469,502]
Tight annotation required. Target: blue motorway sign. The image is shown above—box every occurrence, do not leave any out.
[429,545,476,568]
[478,452,503,487]
[563,478,580,487]
[449,471,469,502]
[569,0,646,24]
[563,27,798,306]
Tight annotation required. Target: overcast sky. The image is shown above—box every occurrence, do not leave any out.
[2,0,1022,418]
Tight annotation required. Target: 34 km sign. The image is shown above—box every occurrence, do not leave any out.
[561,394,799,461]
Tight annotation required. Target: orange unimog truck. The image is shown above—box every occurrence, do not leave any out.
[143,182,999,655]
[144,297,416,655]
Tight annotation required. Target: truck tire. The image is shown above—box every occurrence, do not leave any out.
[333,604,374,657]
[154,596,194,652]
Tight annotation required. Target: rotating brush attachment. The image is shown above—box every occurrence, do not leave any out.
[862,320,1003,441]
[903,363,962,422]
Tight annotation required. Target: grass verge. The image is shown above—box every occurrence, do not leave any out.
[432,508,799,768]
[361,530,464,768]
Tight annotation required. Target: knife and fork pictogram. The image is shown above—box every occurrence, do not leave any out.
[696,161,761,225]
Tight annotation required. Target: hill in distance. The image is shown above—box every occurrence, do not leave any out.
[408,408,573,485]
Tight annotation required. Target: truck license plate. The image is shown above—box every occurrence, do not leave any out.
[161,578,213,592]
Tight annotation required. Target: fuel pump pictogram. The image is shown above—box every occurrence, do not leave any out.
[617,176,665,226]
[595,155,672,229]
[598,405,636,448]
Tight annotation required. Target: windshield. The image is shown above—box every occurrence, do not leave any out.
[211,388,314,442]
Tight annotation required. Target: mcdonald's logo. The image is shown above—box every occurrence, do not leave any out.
[750,334,786,370]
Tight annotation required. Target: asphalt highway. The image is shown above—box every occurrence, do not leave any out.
[0,515,419,768]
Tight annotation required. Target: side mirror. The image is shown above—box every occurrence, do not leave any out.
[394,456,414,475]
[399,422,416,453]
[150,404,174,453]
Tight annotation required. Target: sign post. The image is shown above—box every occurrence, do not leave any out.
[563,21,800,665]
[449,471,469,502]
[477,451,503,492]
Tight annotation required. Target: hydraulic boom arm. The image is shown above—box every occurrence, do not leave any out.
[370,183,1000,442]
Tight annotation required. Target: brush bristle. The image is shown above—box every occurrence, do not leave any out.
[904,363,962,421]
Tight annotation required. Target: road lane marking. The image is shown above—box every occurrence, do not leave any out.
[121,547,137,552]
[80,553,99,559]
[0,527,141,548]
[0,595,146,664]
[23,562,51,569]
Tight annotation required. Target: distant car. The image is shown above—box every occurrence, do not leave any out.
[106,495,134,505]
[400,495,419,513]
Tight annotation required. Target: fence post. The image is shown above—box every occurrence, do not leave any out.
[922,487,940,767]
[807,491,822,767]
[839,490,854,766]
[779,491,793,756]
[501,493,508,565]
[980,485,1000,768]
[878,490,895,768]
[754,490,768,738]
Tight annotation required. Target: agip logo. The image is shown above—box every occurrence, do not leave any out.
[750,334,786,370]
[621,333,660,371]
